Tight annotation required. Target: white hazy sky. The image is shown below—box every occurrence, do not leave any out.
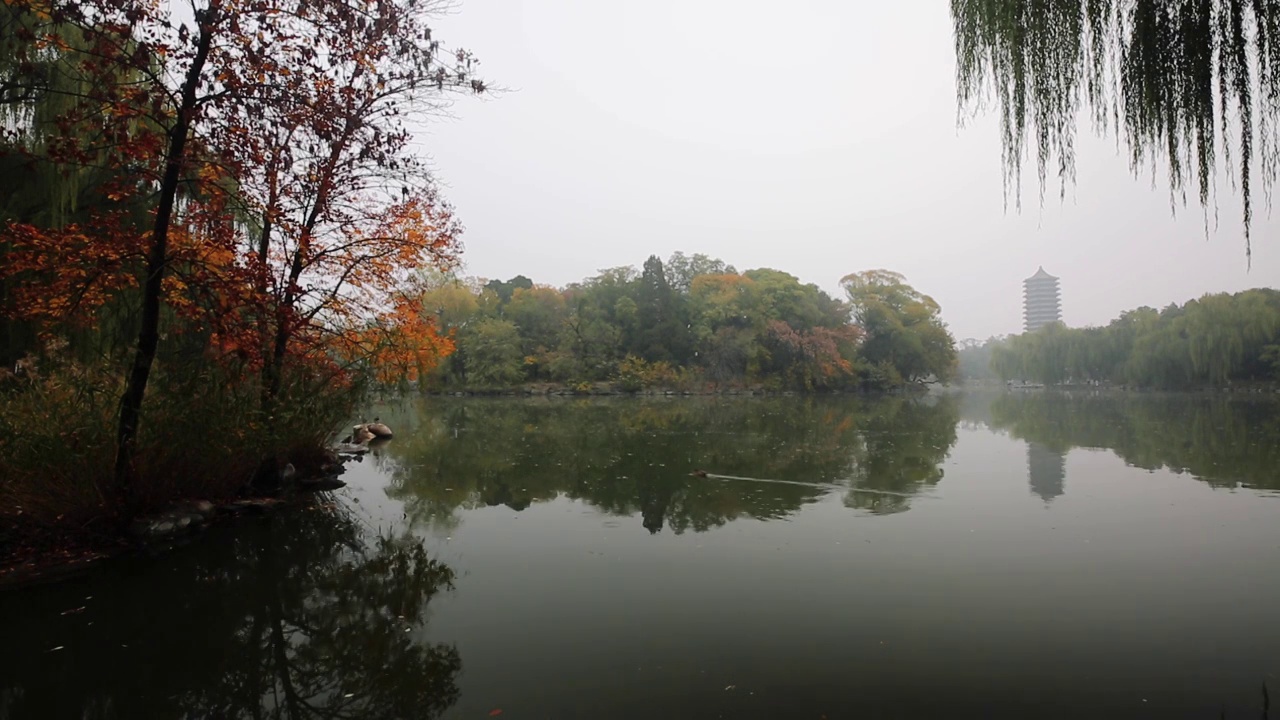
[416,0,1280,341]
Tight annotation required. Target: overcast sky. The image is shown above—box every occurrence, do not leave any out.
[416,0,1280,341]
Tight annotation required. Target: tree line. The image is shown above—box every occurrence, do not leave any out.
[961,289,1280,388]
[413,257,958,392]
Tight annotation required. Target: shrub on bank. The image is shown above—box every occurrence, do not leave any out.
[613,356,688,392]
[0,356,358,528]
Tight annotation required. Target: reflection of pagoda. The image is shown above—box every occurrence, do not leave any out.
[1027,442,1065,502]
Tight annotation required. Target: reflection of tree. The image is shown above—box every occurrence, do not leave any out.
[840,395,960,514]
[986,392,1280,491]
[378,395,960,530]
[1027,442,1066,502]
[0,506,460,720]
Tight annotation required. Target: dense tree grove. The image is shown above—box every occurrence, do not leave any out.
[415,254,958,392]
[985,289,1280,387]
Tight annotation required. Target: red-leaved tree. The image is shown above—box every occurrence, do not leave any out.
[1,0,484,506]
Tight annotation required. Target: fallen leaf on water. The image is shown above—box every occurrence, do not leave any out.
[488,710,503,716]
[47,646,64,652]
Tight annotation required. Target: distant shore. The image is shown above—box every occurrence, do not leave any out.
[420,382,932,397]
[419,380,1280,397]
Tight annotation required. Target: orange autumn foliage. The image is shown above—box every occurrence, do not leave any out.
[327,297,456,385]
[2,0,481,395]
[0,216,144,325]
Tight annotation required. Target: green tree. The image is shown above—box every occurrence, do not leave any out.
[557,267,638,379]
[507,285,568,378]
[462,318,524,386]
[744,268,831,330]
[484,275,533,307]
[416,276,481,386]
[632,255,691,363]
[665,252,737,294]
[841,270,958,386]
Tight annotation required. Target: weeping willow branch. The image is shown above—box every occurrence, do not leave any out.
[952,0,1280,263]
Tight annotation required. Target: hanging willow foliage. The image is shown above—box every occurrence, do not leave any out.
[952,0,1280,261]
[1,4,140,225]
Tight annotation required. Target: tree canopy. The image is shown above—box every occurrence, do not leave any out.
[840,270,959,385]
[952,0,1280,259]
[414,257,956,392]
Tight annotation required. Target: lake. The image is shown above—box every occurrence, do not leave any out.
[2,392,1279,719]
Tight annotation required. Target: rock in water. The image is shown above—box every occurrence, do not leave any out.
[352,424,376,443]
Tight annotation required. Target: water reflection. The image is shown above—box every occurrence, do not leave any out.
[370,395,961,532]
[1027,442,1066,502]
[985,391,1280,491]
[3,394,1280,719]
[0,505,460,720]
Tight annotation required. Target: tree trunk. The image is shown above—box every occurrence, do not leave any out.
[263,251,302,404]
[261,121,353,409]
[113,9,217,505]
[255,166,277,412]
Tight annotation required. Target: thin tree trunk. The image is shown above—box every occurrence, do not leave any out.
[264,249,304,403]
[262,121,353,408]
[113,8,217,504]
[256,160,277,411]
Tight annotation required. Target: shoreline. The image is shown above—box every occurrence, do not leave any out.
[417,382,1280,398]
[420,383,932,397]
[0,462,350,591]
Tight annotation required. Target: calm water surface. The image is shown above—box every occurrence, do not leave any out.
[3,392,1280,719]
